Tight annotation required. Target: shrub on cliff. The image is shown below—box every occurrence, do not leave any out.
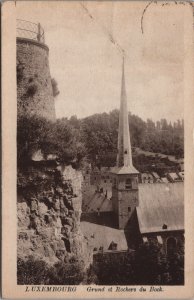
[17,256,50,285]
[17,256,86,285]
[48,259,85,285]
[51,78,60,97]
[17,115,86,168]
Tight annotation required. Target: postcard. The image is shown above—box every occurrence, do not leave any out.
[2,1,194,298]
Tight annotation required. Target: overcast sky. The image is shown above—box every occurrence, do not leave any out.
[17,1,185,122]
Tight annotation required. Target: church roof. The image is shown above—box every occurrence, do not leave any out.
[137,182,184,234]
[83,188,112,213]
[111,165,139,175]
[81,221,128,251]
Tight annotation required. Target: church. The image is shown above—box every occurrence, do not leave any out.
[81,58,184,256]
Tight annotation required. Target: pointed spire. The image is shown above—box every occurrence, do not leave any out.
[115,56,138,174]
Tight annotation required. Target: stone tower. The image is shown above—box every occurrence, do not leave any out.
[17,20,56,121]
[112,57,139,229]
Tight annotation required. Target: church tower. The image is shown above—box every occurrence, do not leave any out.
[112,57,139,229]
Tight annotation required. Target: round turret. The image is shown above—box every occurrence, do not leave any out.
[17,19,56,121]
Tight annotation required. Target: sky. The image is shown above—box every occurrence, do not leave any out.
[16,1,186,122]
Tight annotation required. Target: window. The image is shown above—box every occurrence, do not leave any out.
[108,241,117,251]
[128,207,131,212]
[157,235,163,244]
[125,178,132,189]
[167,237,177,255]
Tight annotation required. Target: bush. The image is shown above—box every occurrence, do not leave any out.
[26,83,38,97]
[48,260,85,285]
[17,256,50,285]
[17,115,86,168]
[17,256,87,285]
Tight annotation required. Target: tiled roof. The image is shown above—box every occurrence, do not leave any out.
[81,221,128,251]
[82,185,112,213]
[137,182,184,234]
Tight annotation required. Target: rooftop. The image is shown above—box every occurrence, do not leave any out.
[81,221,128,251]
[137,182,184,234]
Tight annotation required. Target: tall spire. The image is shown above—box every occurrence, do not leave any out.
[116,56,138,174]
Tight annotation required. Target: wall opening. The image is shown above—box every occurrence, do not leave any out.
[167,237,177,255]
[125,178,132,189]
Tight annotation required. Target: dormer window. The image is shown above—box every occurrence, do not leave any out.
[125,178,132,189]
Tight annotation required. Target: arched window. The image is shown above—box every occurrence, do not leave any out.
[125,178,132,189]
[167,237,177,255]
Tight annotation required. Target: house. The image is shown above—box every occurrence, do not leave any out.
[151,172,160,182]
[167,172,182,183]
[140,172,154,183]
[178,171,184,181]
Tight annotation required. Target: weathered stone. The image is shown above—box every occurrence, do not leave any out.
[18,231,28,240]
[17,164,92,267]
[17,202,30,228]
[56,249,66,261]
[38,202,48,215]
[31,199,38,212]
[54,198,60,210]
[17,38,56,121]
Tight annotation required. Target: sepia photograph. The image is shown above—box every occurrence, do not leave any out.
[2,1,194,297]
[16,1,185,286]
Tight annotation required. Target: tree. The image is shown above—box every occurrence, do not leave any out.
[17,115,86,169]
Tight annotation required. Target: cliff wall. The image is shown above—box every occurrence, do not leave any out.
[17,164,92,267]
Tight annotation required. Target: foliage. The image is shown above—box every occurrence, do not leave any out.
[92,252,136,285]
[17,62,24,83]
[17,240,184,285]
[17,115,86,168]
[80,110,184,166]
[17,256,50,285]
[48,259,85,285]
[17,111,183,169]
[133,240,168,284]
[17,256,85,285]
[51,78,60,97]
[26,83,38,97]
[90,240,184,285]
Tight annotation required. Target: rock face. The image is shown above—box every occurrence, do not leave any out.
[17,163,92,266]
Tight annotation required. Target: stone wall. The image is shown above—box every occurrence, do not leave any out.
[17,38,56,121]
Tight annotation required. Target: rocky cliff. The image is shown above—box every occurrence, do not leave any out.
[17,163,92,267]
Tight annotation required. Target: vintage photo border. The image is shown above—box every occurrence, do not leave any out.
[2,1,194,298]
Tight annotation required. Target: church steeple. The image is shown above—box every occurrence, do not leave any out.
[116,56,138,174]
[111,56,139,229]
